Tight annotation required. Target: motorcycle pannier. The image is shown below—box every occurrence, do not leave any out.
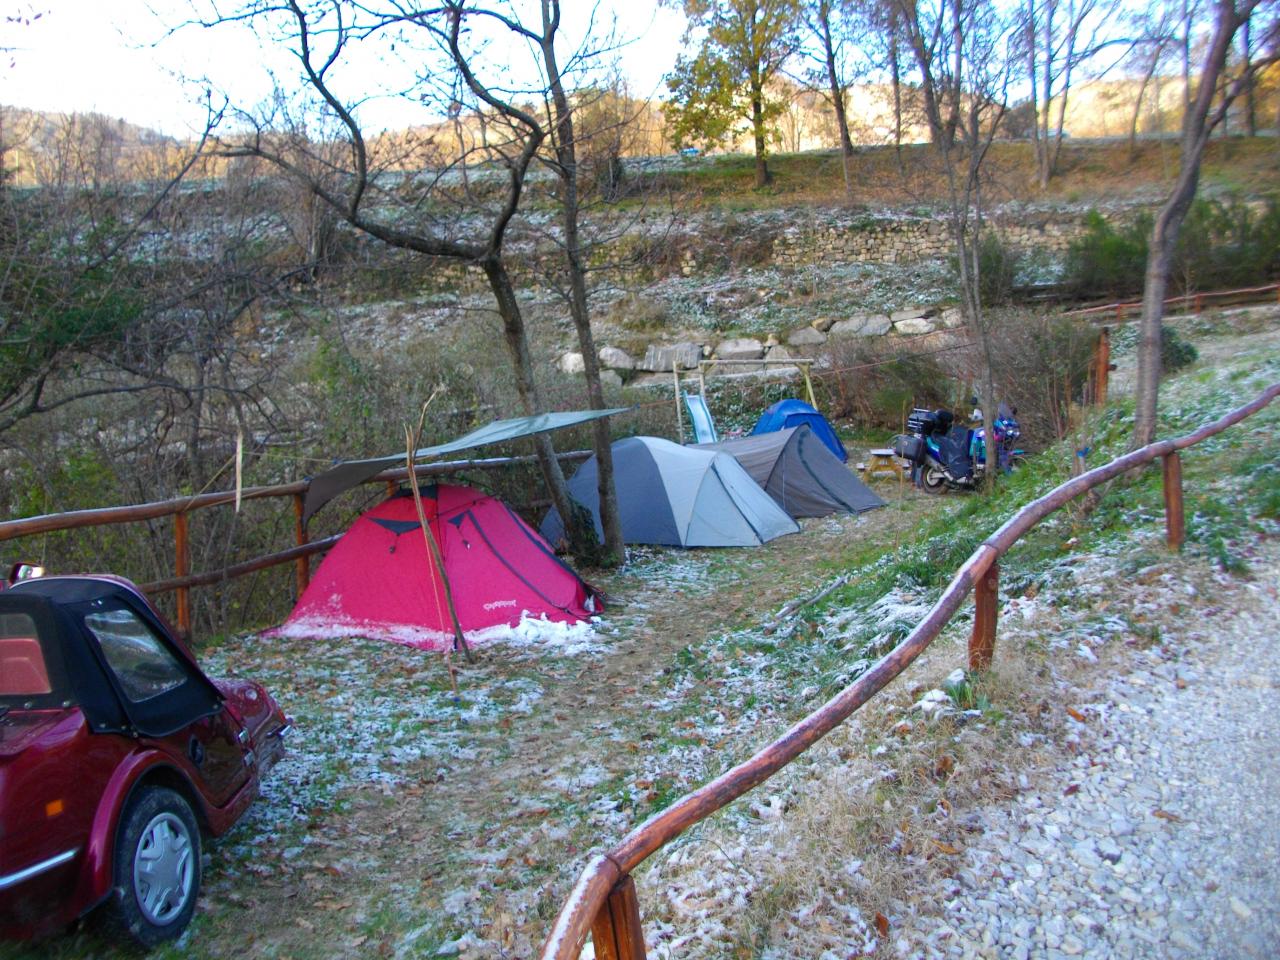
[892,434,923,463]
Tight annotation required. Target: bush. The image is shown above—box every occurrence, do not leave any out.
[820,337,953,431]
[987,310,1099,446]
[1064,211,1150,299]
[1161,326,1198,372]
[977,233,1020,306]
[1065,197,1280,300]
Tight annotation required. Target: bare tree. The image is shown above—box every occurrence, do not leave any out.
[800,0,866,199]
[188,0,606,558]
[453,0,626,564]
[0,111,238,436]
[1132,0,1278,446]
[1123,6,1179,156]
[894,0,1016,486]
[1020,0,1128,188]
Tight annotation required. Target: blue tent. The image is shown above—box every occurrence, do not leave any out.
[751,400,848,462]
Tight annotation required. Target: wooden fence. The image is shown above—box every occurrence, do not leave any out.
[0,451,589,637]
[1064,281,1280,323]
[539,383,1280,960]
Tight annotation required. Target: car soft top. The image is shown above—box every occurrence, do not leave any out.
[2,577,223,737]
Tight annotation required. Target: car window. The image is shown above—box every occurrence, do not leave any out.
[85,608,188,702]
[0,613,51,696]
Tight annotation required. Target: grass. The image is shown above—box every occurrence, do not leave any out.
[4,309,1276,960]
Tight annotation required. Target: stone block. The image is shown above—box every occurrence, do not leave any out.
[714,337,764,361]
[829,314,892,338]
[893,317,937,335]
[939,307,965,329]
[765,344,793,363]
[597,345,636,370]
[788,326,827,347]
[890,306,930,323]
[558,352,585,374]
[811,316,836,332]
[600,369,623,390]
[640,341,704,372]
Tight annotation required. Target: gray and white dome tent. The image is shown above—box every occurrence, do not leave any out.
[541,436,799,548]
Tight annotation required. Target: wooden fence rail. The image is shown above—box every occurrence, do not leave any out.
[1064,281,1280,323]
[539,383,1280,960]
[0,450,590,632]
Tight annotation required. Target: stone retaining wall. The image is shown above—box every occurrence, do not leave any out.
[772,212,1086,268]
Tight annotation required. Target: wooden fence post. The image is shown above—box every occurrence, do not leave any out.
[174,511,191,638]
[1163,452,1185,550]
[590,875,647,960]
[1094,327,1111,406]
[293,493,310,596]
[969,560,999,671]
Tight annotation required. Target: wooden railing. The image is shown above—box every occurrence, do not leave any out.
[1064,281,1280,323]
[539,383,1280,960]
[0,451,590,636]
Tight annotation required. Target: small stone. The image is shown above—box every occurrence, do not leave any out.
[1060,934,1084,955]
[1170,929,1197,951]
[1229,896,1253,919]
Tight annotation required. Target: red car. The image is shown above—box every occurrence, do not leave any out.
[0,570,289,948]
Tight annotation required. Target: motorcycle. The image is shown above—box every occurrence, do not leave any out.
[892,403,1022,494]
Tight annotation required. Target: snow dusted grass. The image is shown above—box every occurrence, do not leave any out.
[7,312,1275,960]
[622,314,1280,958]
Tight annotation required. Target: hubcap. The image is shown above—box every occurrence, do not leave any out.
[132,812,194,926]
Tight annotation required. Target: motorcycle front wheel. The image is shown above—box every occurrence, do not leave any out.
[920,464,949,494]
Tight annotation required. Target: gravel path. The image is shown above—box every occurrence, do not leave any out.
[896,543,1280,960]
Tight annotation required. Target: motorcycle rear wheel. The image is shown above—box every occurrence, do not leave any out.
[920,464,949,494]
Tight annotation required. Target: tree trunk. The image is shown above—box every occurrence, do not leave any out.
[889,20,904,169]
[1133,0,1251,447]
[480,257,591,553]
[540,5,623,566]
[1129,54,1160,160]
[751,89,771,188]
[1242,19,1256,136]
[1025,0,1046,188]
[817,3,854,202]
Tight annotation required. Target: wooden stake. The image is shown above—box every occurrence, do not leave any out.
[801,362,817,407]
[292,492,310,596]
[673,366,683,443]
[1094,327,1111,406]
[968,559,999,672]
[174,512,191,638]
[405,397,473,663]
[590,875,647,960]
[1163,452,1185,550]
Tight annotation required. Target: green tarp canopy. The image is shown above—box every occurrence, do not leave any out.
[303,408,628,522]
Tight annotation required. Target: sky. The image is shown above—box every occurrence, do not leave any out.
[0,1,687,136]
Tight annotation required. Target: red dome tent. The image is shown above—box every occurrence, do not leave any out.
[274,486,601,651]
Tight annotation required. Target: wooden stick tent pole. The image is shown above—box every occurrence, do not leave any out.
[673,366,683,443]
[405,401,473,663]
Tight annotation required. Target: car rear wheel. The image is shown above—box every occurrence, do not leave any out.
[100,786,201,948]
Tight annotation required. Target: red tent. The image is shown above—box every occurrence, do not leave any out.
[273,486,601,650]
